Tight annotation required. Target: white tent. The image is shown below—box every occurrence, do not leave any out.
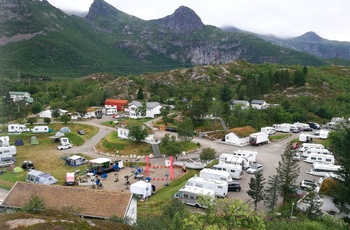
[130,180,152,199]
[38,110,52,118]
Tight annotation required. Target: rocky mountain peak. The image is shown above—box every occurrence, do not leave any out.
[86,0,117,21]
[294,31,323,42]
[156,6,204,34]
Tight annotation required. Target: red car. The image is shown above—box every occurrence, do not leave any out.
[291,142,299,149]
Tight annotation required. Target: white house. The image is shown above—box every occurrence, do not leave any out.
[127,101,162,119]
[251,100,268,109]
[9,91,33,104]
[225,132,249,145]
[118,127,154,142]
[231,100,250,110]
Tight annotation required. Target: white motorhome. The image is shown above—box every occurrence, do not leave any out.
[186,176,228,198]
[313,130,330,139]
[0,146,17,156]
[233,150,258,163]
[212,164,243,180]
[0,136,10,147]
[272,123,292,133]
[249,132,269,145]
[299,143,324,152]
[219,153,249,169]
[260,127,276,135]
[302,148,332,157]
[174,186,215,208]
[307,163,342,177]
[199,168,233,183]
[8,124,30,133]
[31,126,49,134]
[304,154,335,164]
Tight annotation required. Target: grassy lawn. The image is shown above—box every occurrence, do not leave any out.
[269,133,292,142]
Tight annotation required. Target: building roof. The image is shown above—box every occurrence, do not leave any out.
[129,101,160,109]
[231,100,250,105]
[9,91,29,95]
[1,182,133,219]
[251,99,266,105]
[105,99,128,105]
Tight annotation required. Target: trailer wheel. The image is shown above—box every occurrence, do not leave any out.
[195,204,200,208]
[236,188,241,192]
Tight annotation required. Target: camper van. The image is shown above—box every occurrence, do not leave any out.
[299,143,324,152]
[0,146,17,156]
[304,154,335,164]
[233,150,258,163]
[219,153,250,169]
[272,123,292,133]
[8,124,30,133]
[212,164,243,180]
[186,176,228,198]
[31,126,49,134]
[260,127,276,135]
[174,186,215,208]
[199,168,233,183]
[307,163,342,177]
[302,148,332,157]
[0,136,10,147]
[249,132,269,145]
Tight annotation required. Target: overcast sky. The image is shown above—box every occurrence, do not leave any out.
[48,0,350,42]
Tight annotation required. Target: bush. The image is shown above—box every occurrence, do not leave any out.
[27,117,38,125]
[44,117,51,124]
[22,194,45,214]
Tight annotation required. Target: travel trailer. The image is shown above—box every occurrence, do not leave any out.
[249,132,269,146]
[174,186,215,208]
[0,146,17,156]
[186,176,228,198]
[304,154,335,164]
[233,150,258,163]
[106,108,117,116]
[313,130,330,139]
[307,163,342,177]
[0,136,10,147]
[212,164,243,180]
[219,153,249,169]
[272,123,292,133]
[299,143,325,152]
[294,122,312,131]
[260,127,276,135]
[8,124,30,133]
[199,168,233,183]
[302,148,332,157]
[31,126,49,134]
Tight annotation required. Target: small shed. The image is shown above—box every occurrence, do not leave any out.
[15,139,24,146]
[60,127,71,133]
[66,155,87,166]
[30,136,39,145]
[25,170,58,185]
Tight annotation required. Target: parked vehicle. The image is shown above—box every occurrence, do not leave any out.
[294,122,313,131]
[21,160,35,170]
[292,151,301,161]
[165,127,177,132]
[249,132,269,146]
[313,130,330,139]
[65,172,76,186]
[247,163,263,174]
[232,150,258,163]
[57,137,73,150]
[307,163,342,177]
[228,182,241,192]
[302,148,332,157]
[0,146,16,156]
[174,186,215,208]
[186,176,228,198]
[88,158,115,175]
[300,179,319,190]
[77,173,98,186]
[260,126,276,135]
[272,123,292,133]
[8,124,30,133]
[219,153,249,169]
[199,168,233,183]
[31,126,49,134]
[106,108,117,116]
[299,143,325,152]
[307,122,321,130]
[77,130,85,135]
[304,154,335,164]
[0,136,10,147]
[212,163,243,180]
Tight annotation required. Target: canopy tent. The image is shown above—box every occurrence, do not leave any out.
[59,127,71,133]
[49,132,65,140]
[30,136,39,145]
[15,139,24,146]
[66,155,87,166]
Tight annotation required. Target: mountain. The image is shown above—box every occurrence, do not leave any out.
[0,0,334,77]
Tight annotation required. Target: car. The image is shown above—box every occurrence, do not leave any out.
[292,151,300,161]
[228,182,241,192]
[246,163,263,174]
[291,127,301,133]
[165,127,177,132]
[290,142,299,149]
[300,179,318,190]
[57,143,73,150]
[77,130,85,135]
[307,122,321,130]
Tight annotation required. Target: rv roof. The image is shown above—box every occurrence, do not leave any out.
[180,186,216,195]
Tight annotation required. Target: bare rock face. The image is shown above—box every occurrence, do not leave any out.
[0,0,28,21]
[155,6,204,34]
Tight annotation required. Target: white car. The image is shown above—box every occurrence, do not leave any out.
[247,164,263,174]
[57,143,73,150]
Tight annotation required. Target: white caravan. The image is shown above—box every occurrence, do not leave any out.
[174,186,215,208]
[294,122,312,131]
[0,136,10,147]
[186,176,228,198]
[106,108,117,116]
[313,130,330,139]
[233,150,258,163]
[8,124,30,133]
[304,154,335,164]
[219,153,249,169]
[260,127,276,135]
[299,143,324,152]
[31,126,49,134]
[302,148,332,157]
[0,146,17,156]
[249,132,269,145]
[272,123,292,133]
[199,168,233,183]
[212,164,243,180]
[307,163,342,177]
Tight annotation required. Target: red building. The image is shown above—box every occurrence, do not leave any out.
[104,99,128,111]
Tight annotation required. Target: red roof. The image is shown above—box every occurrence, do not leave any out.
[105,99,128,105]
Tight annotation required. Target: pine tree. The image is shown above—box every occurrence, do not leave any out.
[247,171,265,211]
[264,175,279,212]
[276,144,300,210]
[302,190,323,220]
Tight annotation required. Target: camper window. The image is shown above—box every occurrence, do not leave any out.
[326,159,332,162]
[230,170,236,173]
[218,186,223,189]
[196,183,203,187]
[220,177,226,181]
[184,194,189,199]
[190,195,195,199]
